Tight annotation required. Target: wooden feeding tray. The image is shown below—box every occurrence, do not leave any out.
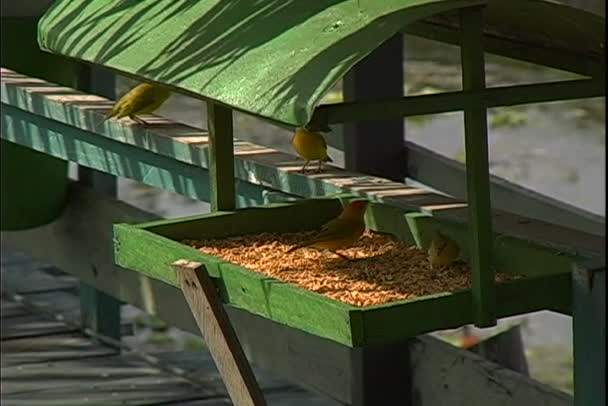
[114,198,575,347]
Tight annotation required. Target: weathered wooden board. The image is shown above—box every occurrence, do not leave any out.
[1,333,115,367]
[1,313,77,341]
[0,299,30,319]
[410,335,573,406]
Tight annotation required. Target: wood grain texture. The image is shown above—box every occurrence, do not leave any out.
[174,260,266,406]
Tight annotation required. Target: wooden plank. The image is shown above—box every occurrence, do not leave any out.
[405,141,606,237]
[174,260,267,406]
[460,6,495,327]
[1,313,77,340]
[0,299,30,319]
[572,260,605,406]
[207,102,236,212]
[0,355,219,406]
[4,69,600,261]
[311,78,605,125]
[410,335,573,406]
[1,333,116,367]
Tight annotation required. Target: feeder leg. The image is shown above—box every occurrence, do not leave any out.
[76,65,123,340]
[207,102,235,212]
[350,339,412,405]
[173,260,267,406]
[459,6,496,327]
[572,260,605,406]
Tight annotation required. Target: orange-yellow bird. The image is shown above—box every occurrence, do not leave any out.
[427,230,460,269]
[287,200,369,259]
[292,127,333,173]
[104,83,171,125]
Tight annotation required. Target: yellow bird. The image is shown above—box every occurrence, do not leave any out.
[292,127,333,173]
[287,200,368,259]
[428,230,460,269]
[104,82,171,125]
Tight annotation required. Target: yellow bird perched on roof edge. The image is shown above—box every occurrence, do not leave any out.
[104,82,171,125]
[292,126,333,173]
[286,200,368,260]
[427,230,460,269]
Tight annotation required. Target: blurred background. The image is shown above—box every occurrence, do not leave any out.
[79,0,605,395]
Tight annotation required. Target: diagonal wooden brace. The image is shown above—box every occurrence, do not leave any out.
[172,259,267,406]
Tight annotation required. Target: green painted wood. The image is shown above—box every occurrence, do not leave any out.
[572,260,605,406]
[114,198,585,346]
[37,0,485,127]
[310,78,605,126]
[37,0,604,126]
[79,284,122,341]
[0,104,292,208]
[459,6,495,327]
[0,140,68,230]
[114,225,358,346]
[208,102,236,212]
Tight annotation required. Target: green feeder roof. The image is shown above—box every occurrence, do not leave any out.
[38,0,605,127]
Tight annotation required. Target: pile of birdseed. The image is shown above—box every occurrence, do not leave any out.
[184,232,521,307]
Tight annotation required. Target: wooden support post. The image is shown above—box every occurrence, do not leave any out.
[572,260,605,406]
[207,102,236,212]
[460,6,496,327]
[343,34,406,181]
[79,283,121,340]
[173,260,267,406]
[76,65,122,340]
[350,339,412,406]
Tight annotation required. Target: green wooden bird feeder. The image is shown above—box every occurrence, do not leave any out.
[35,0,605,334]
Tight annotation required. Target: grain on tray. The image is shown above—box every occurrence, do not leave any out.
[184,231,521,307]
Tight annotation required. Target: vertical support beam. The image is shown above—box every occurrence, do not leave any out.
[350,339,412,406]
[79,283,122,340]
[459,6,496,327]
[77,65,121,340]
[572,260,605,406]
[173,260,267,406]
[207,102,236,212]
[343,34,406,181]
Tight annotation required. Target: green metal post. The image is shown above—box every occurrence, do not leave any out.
[460,6,496,327]
[572,260,605,406]
[77,65,122,341]
[207,102,236,212]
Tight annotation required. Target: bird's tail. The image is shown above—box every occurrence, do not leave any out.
[286,244,304,253]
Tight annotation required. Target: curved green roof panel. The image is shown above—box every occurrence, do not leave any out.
[38,0,604,127]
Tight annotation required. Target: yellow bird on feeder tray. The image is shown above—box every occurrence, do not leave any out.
[428,231,460,269]
[292,127,333,173]
[286,200,369,260]
[104,82,171,125]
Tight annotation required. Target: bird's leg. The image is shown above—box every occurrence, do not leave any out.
[330,250,352,261]
[315,160,323,173]
[130,115,149,125]
[300,160,310,173]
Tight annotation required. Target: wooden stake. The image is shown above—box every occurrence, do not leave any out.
[172,259,266,406]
